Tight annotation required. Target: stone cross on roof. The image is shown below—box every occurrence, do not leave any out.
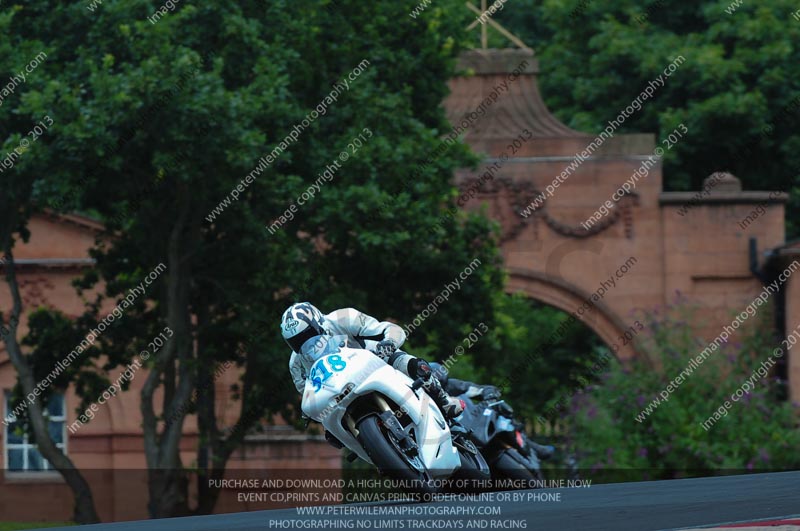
[465,0,532,51]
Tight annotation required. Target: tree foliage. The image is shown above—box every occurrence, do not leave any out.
[3,0,517,517]
[0,4,100,522]
[473,293,605,424]
[565,300,800,481]
[495,0,800,237]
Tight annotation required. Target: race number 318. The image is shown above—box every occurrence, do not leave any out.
[309,355,347,392]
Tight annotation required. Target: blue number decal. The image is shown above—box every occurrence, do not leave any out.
[310,355,348,392]
[309,365,323,392]
[328,355,346,372]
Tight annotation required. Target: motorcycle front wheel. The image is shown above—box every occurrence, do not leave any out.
[448,443,491,492]
[453,440,491,481]
[492,448,543,482]
[356,414,438,493]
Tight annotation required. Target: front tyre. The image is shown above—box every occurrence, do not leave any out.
[450,438,490,492]
[356,415,437,493]
[492,448,542,484]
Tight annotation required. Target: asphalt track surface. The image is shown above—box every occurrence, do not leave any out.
[33,471,800,531]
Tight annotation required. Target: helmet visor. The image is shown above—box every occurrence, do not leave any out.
[286,326,321,353]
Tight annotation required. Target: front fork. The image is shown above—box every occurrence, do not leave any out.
[345,395,416,454]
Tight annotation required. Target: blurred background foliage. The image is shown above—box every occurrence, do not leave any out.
[1,0,798,518]
[565,299,800,481]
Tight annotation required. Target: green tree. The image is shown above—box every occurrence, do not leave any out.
[8,0,512,518]
[471,293,606,425]
[495,0,800,237]
[565,300,800,481]
[0,6,102,523]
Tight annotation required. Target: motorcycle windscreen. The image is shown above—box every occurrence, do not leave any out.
[298,334,350,365]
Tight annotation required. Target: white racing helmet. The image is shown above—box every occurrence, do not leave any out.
[281,302,328,352]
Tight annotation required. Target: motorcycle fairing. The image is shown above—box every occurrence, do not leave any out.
[301,345,461,476]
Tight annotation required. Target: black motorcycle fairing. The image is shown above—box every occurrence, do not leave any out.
[457,394,505,448]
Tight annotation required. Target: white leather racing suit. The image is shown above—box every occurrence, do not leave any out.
[288,307,406,393]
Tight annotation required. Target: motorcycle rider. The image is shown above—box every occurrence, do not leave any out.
[429,362,503,402]
[282,302,466,420]
[430,362,555,461]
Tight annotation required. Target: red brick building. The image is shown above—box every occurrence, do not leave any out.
[0,212,338,522]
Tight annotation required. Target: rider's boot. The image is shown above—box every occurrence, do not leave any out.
[529,440,555,460]
[422,375,465,418]
[388,352,464,418]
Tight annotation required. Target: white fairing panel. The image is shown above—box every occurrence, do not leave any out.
[301,345,460,476]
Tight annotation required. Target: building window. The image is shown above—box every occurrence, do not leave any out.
[4,392,66,472]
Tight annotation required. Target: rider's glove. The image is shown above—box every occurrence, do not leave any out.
[482,385,502,400]
[374,339,398,361]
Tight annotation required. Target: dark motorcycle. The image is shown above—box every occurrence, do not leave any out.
[431,366,554,483]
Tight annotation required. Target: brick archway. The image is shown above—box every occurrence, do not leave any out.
[506,268,640,362]
[444,49,793,395]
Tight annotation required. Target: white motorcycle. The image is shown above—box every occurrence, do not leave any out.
[300,335,489,490]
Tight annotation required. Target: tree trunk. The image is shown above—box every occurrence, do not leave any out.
[147,468,190,518]
[194,304,221,515]
[192,324,292,515]
[140,195,196,518]
[2,247,100,524]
